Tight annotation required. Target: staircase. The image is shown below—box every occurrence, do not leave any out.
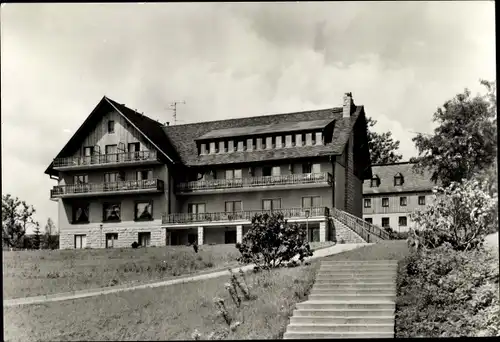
[283,260,398,339]
[330,208,391,243]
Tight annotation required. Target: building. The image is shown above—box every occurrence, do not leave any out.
[44,93,373,249]
[362,162,436,232]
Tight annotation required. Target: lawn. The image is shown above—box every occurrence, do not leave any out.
[2,241,334,300]
[2,244,241,299]
[323,239,410,261]
[4,262,319,341]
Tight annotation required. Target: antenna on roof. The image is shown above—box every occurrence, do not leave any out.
[168,101,185,125]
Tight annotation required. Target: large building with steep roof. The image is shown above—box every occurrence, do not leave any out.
[45,93,376,249]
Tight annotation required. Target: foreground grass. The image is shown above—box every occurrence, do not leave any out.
[2,245,241,299]
[4,262,318,341]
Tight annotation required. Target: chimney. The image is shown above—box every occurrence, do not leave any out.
[343,92,354,118]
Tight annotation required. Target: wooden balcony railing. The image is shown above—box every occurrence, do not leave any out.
[53,151,159,168]
[330,207,390,242]
[177,172,333,192]
[163,207,330,224]
[50,179,164,198]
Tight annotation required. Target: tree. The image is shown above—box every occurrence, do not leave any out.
[411,80,497,187]
[235,212,313,269]
[2,194,37,248]
[367,117,404,164]
[33,222,41,250]
[44,217,58,249]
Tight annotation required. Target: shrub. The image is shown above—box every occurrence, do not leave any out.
[384,227,409,240]
[131,241,139,249]
[235,213,313,269]
[409,179,498,252]
[396,245,499,337]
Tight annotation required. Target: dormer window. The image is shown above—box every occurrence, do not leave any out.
[394,173,404,186]
[370,175,380,188]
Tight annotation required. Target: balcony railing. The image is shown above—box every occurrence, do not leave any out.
[53,151,160,168]
[177,172,333,193]
[331,207,390,241]
[51,179,164,198]
[163,207,329,224]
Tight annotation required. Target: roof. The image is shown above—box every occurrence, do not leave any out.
[44,96,180,176]
[363,162,437,195]
[196,118,335,141]
[164,106,365,166]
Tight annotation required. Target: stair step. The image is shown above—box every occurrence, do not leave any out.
[308,294,396,301]
[296,301,395,310]
[312,282,394,289]
[293,309,395,317]
[287,323,394,333]
[310,289,395,295]
[283,331,394,339]
[290,316,394,325]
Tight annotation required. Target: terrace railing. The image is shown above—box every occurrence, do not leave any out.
[330,207,391,242]
[50,179,164,198]
[177,172,333,192]
[163,206,330,224]
[53,151,159,168]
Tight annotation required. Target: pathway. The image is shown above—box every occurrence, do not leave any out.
[3,243,370,308]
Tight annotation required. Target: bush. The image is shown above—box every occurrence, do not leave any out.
[235,212,313,269]
[131,241,139,249]
[396,245,499,337]
[384,227,409,240]
[409,179,497,251]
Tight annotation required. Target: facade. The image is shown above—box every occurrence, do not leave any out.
[45,93,372,249]
[362,162,436,232]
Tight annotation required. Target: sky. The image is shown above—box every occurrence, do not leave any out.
[1,2,496,233]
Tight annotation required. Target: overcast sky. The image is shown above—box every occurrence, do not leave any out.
[1,2,495,233]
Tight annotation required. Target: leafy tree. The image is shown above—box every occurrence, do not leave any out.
[367,117,404,164]
[2,194,37,248]
[33,222,41,250]
[408,179,497,252]
[236,212,313,269]
[43,217,59,249]
[411,80,497,186]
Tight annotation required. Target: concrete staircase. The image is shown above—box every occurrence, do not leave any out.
[283,260,398,339]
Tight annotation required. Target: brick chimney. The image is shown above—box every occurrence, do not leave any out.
[343,92,354,118]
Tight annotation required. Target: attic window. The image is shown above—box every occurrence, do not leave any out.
[394,173,404,186]
[370,175,380,188]
[108,120,115,134]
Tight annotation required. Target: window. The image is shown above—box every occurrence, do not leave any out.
[188,203,206,214]
[399,216,408,226]
[73,174,88,184]
[262,199,281,210]
[225,169,242,179]
[370,176,380,187]
[105,233,118,248]
[394,173,404,186]
[108,120,115,133]
[104,172,125,183]
[365,218,373,224]
[136,170,153,180]
[364,198,371,208]
[74,234,87,249]
[128,142,140,158]
[135,201,153,221]
[302,163,321,174]
[83,146,94,157]
[418,196,426,205]
[103,202,121,222]
[138,232,151,247]
[225,201,242,212]
[72,204,89,223]
[302,196,321,208]
[105,144,118,162]
[400,197,407,206]
[382,197,389,207]
[382,218,390,228]
[263,166,272,177]
[225,230,237,244]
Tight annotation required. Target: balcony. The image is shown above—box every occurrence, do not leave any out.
[162,207,329,225]
[52,151,161,171]
[176,172,333,194]
[50,179,164,199]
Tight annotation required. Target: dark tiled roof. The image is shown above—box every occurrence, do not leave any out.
[363,162,437,195]
[197,118,335,140]
[164,106,364,166]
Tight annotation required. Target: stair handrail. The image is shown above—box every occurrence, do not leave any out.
[330,207,390,241]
